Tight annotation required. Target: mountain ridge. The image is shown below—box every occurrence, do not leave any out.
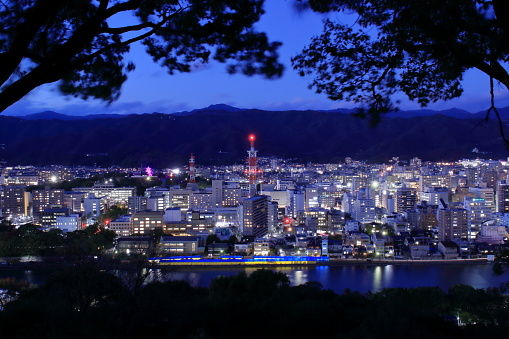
[0,108,506,167]
[8,105,509,121]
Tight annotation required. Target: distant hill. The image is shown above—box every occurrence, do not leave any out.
[13,105,509,121]
[0,107,506,167]
[20,111,128,120]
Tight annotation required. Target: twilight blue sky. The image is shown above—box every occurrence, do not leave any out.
[3,0,509,116]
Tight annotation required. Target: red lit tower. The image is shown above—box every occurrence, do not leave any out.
[189,153,196,184]
[247,134,259,196]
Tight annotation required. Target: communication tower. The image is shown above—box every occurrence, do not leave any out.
[247,134,260,196]
[189,153,196,184]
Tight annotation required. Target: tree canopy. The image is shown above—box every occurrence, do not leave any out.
[2,269,509,338]
[293,0,509,126]
[0,0,283,113]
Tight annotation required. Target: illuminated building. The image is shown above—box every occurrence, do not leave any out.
[64,191,86,213]
[419,174,452,192]
[0,185,28,218]
[306,207,328,233]
[420,187,449,206]
[352,199,376,224]
[496,180,509,213]
[132,210,164,234]
[242,195,269,238]
[72,182,135,206]
[32,188,65,221]
[168,188,192,209]
[437,208,468,241]
[109,215,133,237]
[55,214,80,232]
[463,197,492,241]
[395,186,418,213]
[223,187,243,207]
[160,236,200,254]
[469,186,495,213]
[190,192,214,212]
[41,208,69,228]
[84,193,101,217]
[128,196,148,213]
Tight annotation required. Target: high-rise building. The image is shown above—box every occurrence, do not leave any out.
[63,191,86,213]
[395,186,418,213]
[190,192,213,212]
[469,186,495,213]
[419,174,452,192]
[416,202,439,231]
[463,197,492,241]
[1,185,27,218]
[287,189,304,218]
[84,193,101,217]
[268,201,279,235]
[306,207,328,232]
[352,198,376,224]
[242,195,269,238]
[32,188,65,220]
[420,187,449,206]
[496,180,509,213]
[168,188,192,209]
[128,196,148,214]
[211,180,224,207]
[437,208,468,241]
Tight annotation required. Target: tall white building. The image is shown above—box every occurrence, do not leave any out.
[463,197,493,241]
[420,187,449,206]
[469,186,495,213]
[84,193,101,217]
[352,198,376,224]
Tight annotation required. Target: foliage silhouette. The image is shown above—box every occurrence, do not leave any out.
[1,268,508,338]
[0,0,283,113]
[293,1,509,127]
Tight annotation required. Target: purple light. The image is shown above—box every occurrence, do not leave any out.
[145,166,153,177]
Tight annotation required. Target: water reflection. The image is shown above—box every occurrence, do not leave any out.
[291,269,308,286]
[372,266,382,291]
[114,263,509,295]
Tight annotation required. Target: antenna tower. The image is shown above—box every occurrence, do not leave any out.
[189,153,196,183]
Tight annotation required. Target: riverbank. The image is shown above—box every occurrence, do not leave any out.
[151,257,490,268]
[0,257,490,270]
[326,258,489,266]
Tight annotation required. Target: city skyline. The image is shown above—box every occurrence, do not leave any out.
[3,0,509,117]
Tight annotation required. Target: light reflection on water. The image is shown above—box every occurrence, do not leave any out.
[1,263,507,294]
[158,263,509,294]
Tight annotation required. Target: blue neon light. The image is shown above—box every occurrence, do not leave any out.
[149,255,329,263]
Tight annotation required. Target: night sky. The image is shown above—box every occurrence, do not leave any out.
[3,0,508,116]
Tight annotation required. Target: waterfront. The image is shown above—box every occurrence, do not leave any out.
[161,262,509,294]
[1,262,507,295]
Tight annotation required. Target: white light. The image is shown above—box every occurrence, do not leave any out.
[172,168,180,174]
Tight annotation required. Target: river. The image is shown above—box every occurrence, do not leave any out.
[2,262,508,294]
[159,263,509,294]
